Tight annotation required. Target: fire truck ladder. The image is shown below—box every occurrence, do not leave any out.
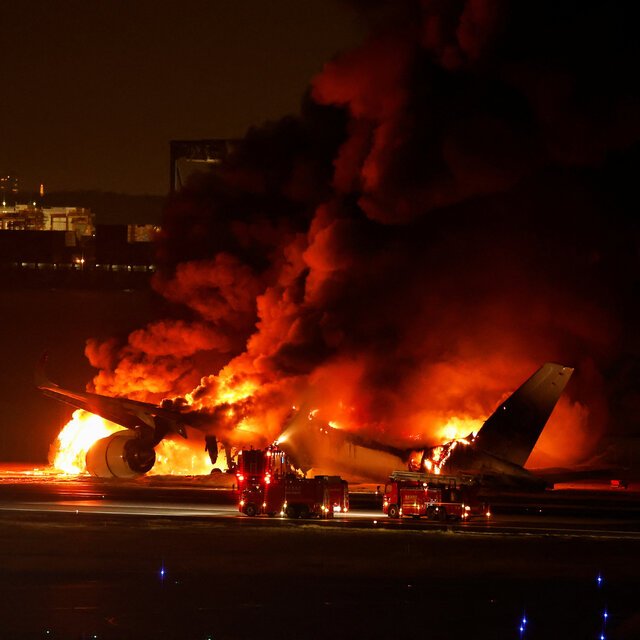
[389,470,476,487]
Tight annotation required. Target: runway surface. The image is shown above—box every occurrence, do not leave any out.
[0,466,639,539]
[0,466,639,639]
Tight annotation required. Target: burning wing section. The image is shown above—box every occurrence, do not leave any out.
[36,355,190,478]
[38,355,573,486]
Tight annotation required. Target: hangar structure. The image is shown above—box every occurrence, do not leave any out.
[169,139,238,194]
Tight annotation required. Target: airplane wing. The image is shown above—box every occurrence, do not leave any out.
[36,353,188,443]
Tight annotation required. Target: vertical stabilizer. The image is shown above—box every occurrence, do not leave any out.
[473,363,574,467]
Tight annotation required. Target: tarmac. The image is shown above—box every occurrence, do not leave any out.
[0,469,638,639]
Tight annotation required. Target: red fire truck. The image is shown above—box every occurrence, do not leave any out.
[240,474,342,518]
[314,475,349,514]
[383,471,490,521]
[236,446,348,518]
[235,444,288,487]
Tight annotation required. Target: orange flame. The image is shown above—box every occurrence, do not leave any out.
[49,410,124,474]
[423,417,480,474]
[435,416,482,442]
[150,436,224,475]
[49,410,224,476]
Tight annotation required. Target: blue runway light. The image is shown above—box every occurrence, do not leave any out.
[519,610,528,637]
[518,610,527,638]
[597,573,603,587]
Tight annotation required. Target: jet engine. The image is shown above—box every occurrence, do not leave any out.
[85,431,156,478]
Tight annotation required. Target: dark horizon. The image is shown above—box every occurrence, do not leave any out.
[0,0,364,195]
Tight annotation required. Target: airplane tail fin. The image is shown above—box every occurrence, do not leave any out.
[473,363,574,467]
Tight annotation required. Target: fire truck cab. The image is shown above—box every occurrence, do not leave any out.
[383,471,489,521]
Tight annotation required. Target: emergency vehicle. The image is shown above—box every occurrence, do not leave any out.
[235,444,288,487]
[236,446,349,518]
[240,474,343,518]
[313,475,349,514]
[383,471,490,521]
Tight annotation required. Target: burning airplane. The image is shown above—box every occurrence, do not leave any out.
[40,355,572,488]
[274,363,573,488]
[37,1,637,484]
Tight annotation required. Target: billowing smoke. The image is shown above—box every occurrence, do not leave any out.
[85,0,639,469]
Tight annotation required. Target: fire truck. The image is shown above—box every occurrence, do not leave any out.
[383,471,490,521]
[235,445,287,486]
[240,474,343,518]
[236,446,348,518]
[314,475,349,514]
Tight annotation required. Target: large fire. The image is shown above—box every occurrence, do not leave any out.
[49,410,220,476]
[48,403,484,478]
[435,417,482,444]
[44,0,625,476]
[50,410,123,474]
[413,417,482,475]
[423,434,476,475]
[151,436,222,476]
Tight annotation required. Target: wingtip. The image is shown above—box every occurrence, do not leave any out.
[544,362,575,375]
[35,351,54,389]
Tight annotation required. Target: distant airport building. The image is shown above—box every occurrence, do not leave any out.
[169,139,238,194]
[127,223,158,244]
[94,224,158,272]
[0,203,158,280]
[0,174,19,206]
[0,174,158,286]
[0,204,94,234]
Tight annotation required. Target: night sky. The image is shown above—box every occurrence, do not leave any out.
[0,0,363,195]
